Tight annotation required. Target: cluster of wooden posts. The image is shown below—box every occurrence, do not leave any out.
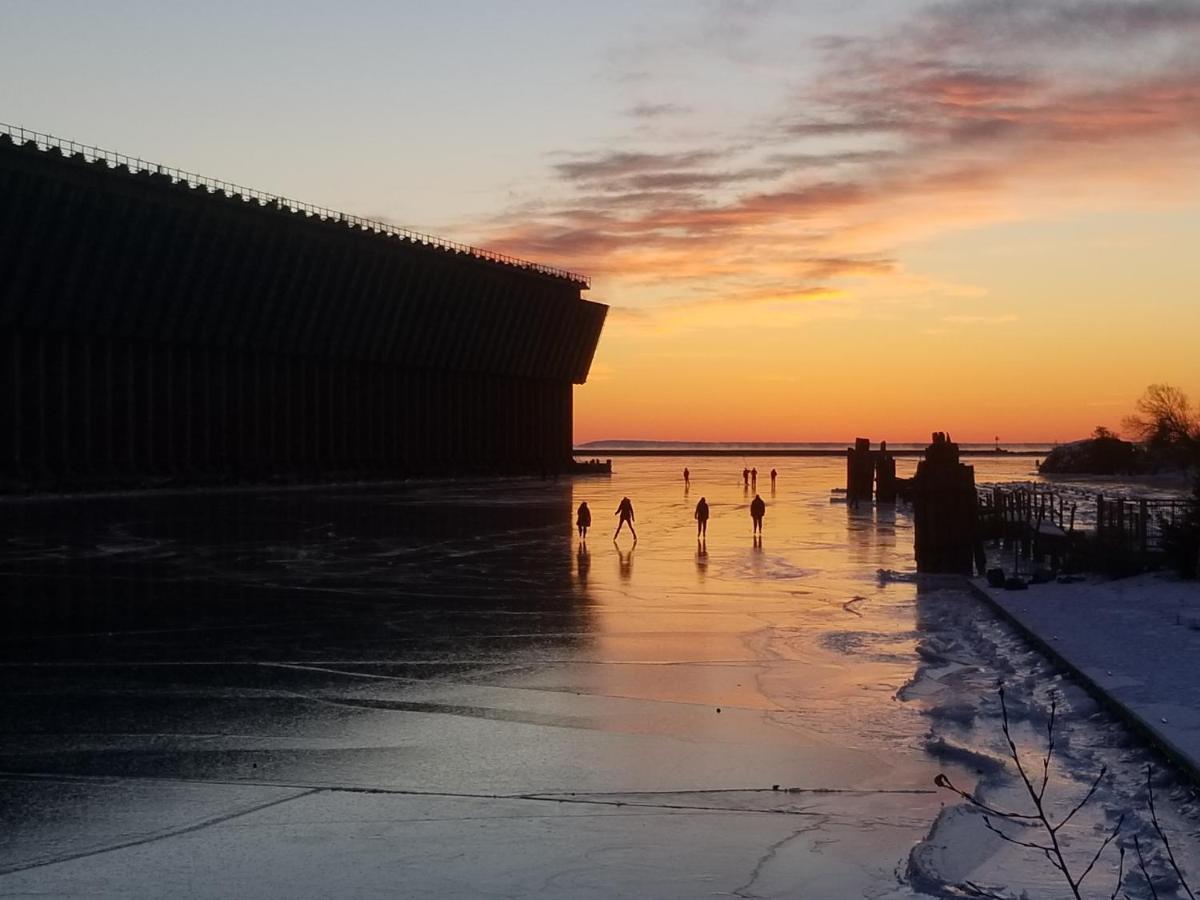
[845,433,981,574]
[902,432,1179,574]
[977,487,1073,574]
[853,434,1180,576]
[844,437,898,505]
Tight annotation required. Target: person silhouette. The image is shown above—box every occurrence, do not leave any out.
[683,467,690,487]
[770,468,777,490]
[576,501,592,541]
[751,467,758,489]
[694,496,710,538]
[742,467,749,488]
[750,494,766,535]
[614,496,637,541]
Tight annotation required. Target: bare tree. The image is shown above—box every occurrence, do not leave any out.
[936,688,1122,898]
[1122,384,1198,449]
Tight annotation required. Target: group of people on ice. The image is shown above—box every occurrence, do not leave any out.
[693,494,766,540]
[575,481,769,543]
[683,467,776,491]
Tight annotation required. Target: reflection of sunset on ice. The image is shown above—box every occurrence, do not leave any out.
[4,457,1194,895]
[4,0,1200,896]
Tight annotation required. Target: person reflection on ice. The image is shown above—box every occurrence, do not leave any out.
[576,542,590,585]
[617,544,634,581]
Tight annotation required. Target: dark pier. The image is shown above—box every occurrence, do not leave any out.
[912,432,981,574]
[0,124,607,489]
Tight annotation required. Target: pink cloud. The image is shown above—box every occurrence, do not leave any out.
[478,0,1200,310]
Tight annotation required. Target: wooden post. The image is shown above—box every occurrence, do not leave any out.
[912,432,979,574]
[846,437,874,505]
[875,440,897,503]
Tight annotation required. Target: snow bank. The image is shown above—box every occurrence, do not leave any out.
[971,572,1200,779]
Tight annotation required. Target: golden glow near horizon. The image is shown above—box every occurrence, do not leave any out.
[474,3,1200,444]
[5,1,1199,444]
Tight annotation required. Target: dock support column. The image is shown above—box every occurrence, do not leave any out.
[846,437,874,505]
[875,441,897,504]
[912,432,982,574]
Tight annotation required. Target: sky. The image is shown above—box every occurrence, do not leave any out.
[3,0,1199,443]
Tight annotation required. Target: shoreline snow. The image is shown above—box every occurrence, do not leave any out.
[969,572,1200,782]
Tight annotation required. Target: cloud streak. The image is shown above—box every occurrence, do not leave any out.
[479,0,1200,315]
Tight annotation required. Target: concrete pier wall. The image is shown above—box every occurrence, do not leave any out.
[0,133,604,486]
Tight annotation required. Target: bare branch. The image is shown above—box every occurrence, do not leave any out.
[997,687,1082,896]
[1055,765,1108,832]
[1144,765,1196,900]
[963,880,1011,899]
[1111,844,1126,900]
[1077,815,1125,890]
[1134,835,1161,900]
[999,687,1048,818]
[981,814,1058,857]
[1039,697,1057,802]
[934,773,1041,821]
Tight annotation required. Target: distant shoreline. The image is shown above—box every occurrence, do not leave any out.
[573,448,1045,458]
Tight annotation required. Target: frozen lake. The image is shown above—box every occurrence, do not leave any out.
[0,456,1196,897]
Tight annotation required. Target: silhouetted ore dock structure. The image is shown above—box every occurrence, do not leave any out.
[0,125,606,488]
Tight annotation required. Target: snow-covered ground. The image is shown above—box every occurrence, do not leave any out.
[977,573,1200,782]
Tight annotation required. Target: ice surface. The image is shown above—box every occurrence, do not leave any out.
[0,457,1196,898]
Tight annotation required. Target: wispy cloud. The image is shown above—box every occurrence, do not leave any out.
[625,102,693,119]
[553,150,727,182]
[479,0,1200,314]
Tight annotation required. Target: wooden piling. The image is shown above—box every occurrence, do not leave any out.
[846,437,874,505]
[875,440,897,503]
[912,432,979,574]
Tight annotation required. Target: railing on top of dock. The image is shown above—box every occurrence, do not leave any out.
[1096,495,1190,554]
[978,486,1076,535]
[978,486,1187,553]
[0,121,590,289]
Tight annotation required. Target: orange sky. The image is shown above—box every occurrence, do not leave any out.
[8,1,1196,445]
[471,2,1200,443]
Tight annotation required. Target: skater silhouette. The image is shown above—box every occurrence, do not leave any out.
[576,501,592,540]
[683,467,690,487]
[614,497,637,541]
[750,494,766,535]
[694,497,709,538]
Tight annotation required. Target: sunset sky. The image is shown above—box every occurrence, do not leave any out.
[3,0,1199,443]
